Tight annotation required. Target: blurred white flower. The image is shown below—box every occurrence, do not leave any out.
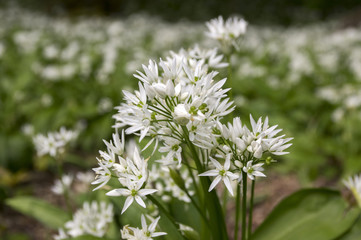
[206,16,247,50]
[32,127,78,157]
[61,201,113,238]
[51,174,73,195]
[343,174,361,208]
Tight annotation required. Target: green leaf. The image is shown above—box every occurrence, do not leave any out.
[337,215,361,240]
[252,188,360,240]
[169,168,186,191]
[6,196,71,229]
[69,236,111,240]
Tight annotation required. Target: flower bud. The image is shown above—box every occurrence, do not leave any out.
[173,104,191,125]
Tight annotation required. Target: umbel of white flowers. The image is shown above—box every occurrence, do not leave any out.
[54,201,113,239]
[205,15,247,52]
[33,127,78,157]
[92,48,291,211]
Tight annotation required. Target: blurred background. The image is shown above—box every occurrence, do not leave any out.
[2,0,361,239]
[4,0,361,25]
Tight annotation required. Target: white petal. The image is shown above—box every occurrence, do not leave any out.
[199,169,219,177]
[138,189,158,196]
[106,188,131,196]
[253,171,266,178]
[223,177,234,196]
[224,155,231,170]
[121,196,134,214]
[149,216,161,232]
[209,157,222,169]
[209,175,222,192]
[141,214,147,230]
[152,232,167,237]
[135,195,146,208]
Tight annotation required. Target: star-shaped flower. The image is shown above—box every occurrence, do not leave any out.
[199,155,238,196]
[106,180,157,214]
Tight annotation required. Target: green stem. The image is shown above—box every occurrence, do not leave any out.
[183,187,210,227]
[248,180,255,239]
[182,126,228,240]
[147,195,186,239]
[234,184,241,240]
[242,172,248,240]
[54,155,72,216]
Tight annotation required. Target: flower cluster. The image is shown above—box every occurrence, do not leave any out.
[317,84,361,122]
[198,115,292,195]
[205,16,247,51]
[121,214,166,240]
[168,45,229,70]
[51,174,73,195]
[55,201,113,239]
[113,51,233,167]
[343,174,361,208]
[92,131,157,214]
[32,127,78,157]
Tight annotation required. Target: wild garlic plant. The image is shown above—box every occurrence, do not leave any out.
[92,16,292,240]
[32,127,79,213]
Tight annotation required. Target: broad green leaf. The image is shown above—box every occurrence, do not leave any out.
[337,216,361,240]
[6,196,71,229]
[252,189,360,240]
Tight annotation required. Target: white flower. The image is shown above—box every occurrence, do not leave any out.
[242,161,266,180]
[206,16,247,50]
[76,171,94,184]
[51,174,73,195]
[103,130,125,156]
[199,156,238,196]
[121,214,166,240]
[140,215,167,239]
[92,161,112,191]
[33,133,64,157]
[106,179,157,214]
[173,104,191,125]
[54,228,68,240]
[343,174,361,207]
[62,201,113,238]
[158,138,183,166]
[32,127,78,157]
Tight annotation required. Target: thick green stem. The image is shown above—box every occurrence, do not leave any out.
[234,184,241,240]
[242,172,248,240]
[182,126,228,240]
[248,180,255,239]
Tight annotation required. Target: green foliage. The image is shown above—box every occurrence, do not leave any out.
[252,189,360,240]
[6,196,70,229]
[69,236,111,240]
[338,216,361,240]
